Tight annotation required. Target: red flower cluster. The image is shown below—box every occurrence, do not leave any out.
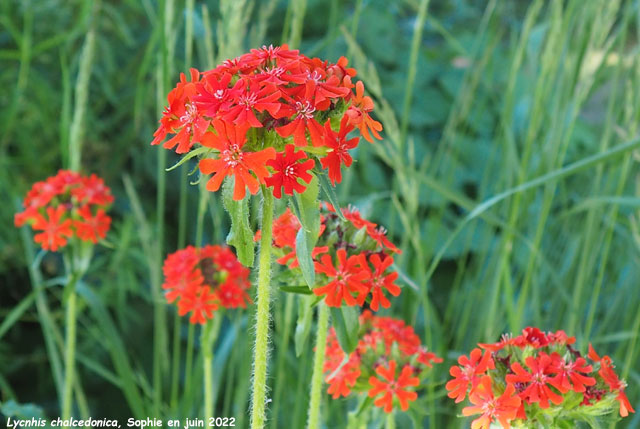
[324,311,442,413]
[447,327,634,428]
[268,203,401,309]
[151,45,382,200]
[162,245,251,324]
[14,170,113,251]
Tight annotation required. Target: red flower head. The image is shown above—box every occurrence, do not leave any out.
[461,376,521,429]
[162,245,251,324]
[368,360,419,413]
[15,170,114,251]
[452,330,634,426]
[152,47,383,201]
[265,144,315,198]
[324,312,441,413]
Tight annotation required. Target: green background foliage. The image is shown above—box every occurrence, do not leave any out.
[1,0,639,427]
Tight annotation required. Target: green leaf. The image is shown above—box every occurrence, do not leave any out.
[317,172,345,221]
[76,282,146,419]
[294,295,314,357]
[0,291,35,341]
[165,146,211,171]
[290,174,320,286]
[330,306,359,354]
[279,285,313,295]
[222,177,255,267]
[294,227,315,287]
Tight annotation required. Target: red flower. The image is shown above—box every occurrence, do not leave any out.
[313,249,370,307]
[327,365,361,399]
[361,253,400,311]
[276,97,324,147]
[588,344,635,417]
[271,208,300,248]
[518,327,549,348]
[446,348,495,403]
[151,69,208,153]
[342,205,376,230]
[222,79,281,128]
[320,117,359,185]
[327,56,357,81]
[248,44,301,67]
[546,330,576,346]
[417,347,444,367]
[506,353,564,408]
[73,206,111,243]
[72,174,115,206]
[177,286,219,325]
[300,70,349,109]
[548,354,595,393]
[346,81,382,142]
[366,225,401,254]
[368,360,419,413]
[265,144,315,198]
[216,280,252,309]
[193,72,236,117]
[198,120,276,200]
[461,376,521,429]
[32,206,73,251]
[479,333,516,352]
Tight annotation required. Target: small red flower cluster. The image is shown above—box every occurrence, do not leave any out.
[162,245,251,324]
[151,45,382,200]
[14,170,113,251]
[269,203,401,309]
[446,327,634,429]
[324,311,441,413]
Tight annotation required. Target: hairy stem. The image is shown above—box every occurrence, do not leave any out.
[306,303,329,429]
[250,188,274,429]
[61,287,77,420]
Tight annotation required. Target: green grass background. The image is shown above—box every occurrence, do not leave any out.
[1,0,639,427]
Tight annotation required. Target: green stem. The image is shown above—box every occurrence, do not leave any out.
[62,284,78,419]
[306,303,329,429]
[182,322,196,414]
[169,312,181,408]
[385,412,396,429]
[250,188,274,429]
[203,316,222,424]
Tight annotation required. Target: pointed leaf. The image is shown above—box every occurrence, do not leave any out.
[279,285,313,295]
[330,306,359,354]
[294,295,314,356]
[291,174,320,286]
[318,172,345,221]
[165,146,211,171]
[222,177,255,267]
